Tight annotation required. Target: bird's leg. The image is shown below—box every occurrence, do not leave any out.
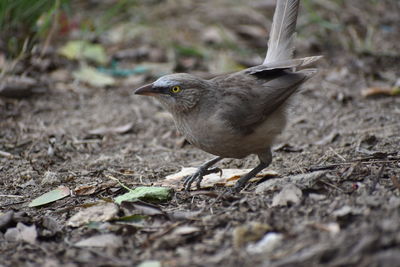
[233,148,272,191]
[183,156,224,190]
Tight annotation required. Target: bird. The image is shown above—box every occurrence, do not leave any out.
[134,0,321,191]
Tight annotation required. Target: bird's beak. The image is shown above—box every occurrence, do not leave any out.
[134,83,157,96]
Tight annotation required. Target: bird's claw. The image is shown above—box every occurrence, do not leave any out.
[183,167,222,191]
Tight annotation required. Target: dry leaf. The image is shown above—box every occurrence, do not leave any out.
[246,232,283,254]
[158,167,278,189]
[172,225,200,235]
[73,65,115,87]
[88,122,134,135]
[120,200,166,216]
[74,181,117,196]
[67,202,119,227]
[233,222,272,248]
[75,234,122,248]
[361,87,400,97]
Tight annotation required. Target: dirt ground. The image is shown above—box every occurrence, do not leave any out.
[1,0,400,266]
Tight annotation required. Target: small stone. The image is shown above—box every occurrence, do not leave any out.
[271,184,303,207]
[246,232,284,254]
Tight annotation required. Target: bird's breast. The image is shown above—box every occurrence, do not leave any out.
[173,112,235,156]
[173,110,285,159]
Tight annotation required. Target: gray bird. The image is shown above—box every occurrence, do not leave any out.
[135,0,321,191]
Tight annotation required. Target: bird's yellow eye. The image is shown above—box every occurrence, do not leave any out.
[170,85,181,93]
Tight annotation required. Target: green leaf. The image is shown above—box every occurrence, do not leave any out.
[391,87,400,96]
[73,65,115,87]
[28,186,70,207]
[174,44,205,58]
[115,186,172,204]
[59,40,108,65]
[137,260,161,267]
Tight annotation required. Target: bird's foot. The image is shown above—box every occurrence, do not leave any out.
[183,167,222,191]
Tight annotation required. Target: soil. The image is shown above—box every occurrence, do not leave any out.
[1,0,400,266]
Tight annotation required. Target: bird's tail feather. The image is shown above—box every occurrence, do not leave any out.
[264,0,300,64]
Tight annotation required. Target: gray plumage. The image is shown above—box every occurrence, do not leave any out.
[134,0,321,191]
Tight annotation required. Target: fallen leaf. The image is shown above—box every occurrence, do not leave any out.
[59,40,108,65]
[308,193,327,201]
[75,234,122,248]
[120,200,166,216]
[159,167,278,189]
[88,122,134,135]
[309,222,340,236]
[67,202,119,227]
[73,185,97,196]
[361,87,400,97]
[233,222,272,248]
[73,65,115,87]
[246,232,283,254]
[74,180,117,196]
[172,225,200,235]
[332,205,359,218]
[29,186,71,207]
[137,260,162,267]
[271,184,303,207]
[115,186,173,204]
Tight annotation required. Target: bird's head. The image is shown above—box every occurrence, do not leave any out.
[134,73,209,113]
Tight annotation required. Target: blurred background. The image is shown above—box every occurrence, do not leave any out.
[0,0,399,96]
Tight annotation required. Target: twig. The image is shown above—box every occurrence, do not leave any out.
[329,147,346,162]
[200,189,229,213]
[319,180,344,192]
[308,154,399,172]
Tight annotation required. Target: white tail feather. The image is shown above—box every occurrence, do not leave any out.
[264,0,300,64]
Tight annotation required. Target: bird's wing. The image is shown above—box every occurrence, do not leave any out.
[264,0,300,64]
[248,56,322,75]
[215,68,315,135]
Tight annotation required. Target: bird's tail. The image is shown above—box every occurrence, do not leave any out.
[264,0,300,64]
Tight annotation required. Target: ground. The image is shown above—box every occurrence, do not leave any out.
[1,0,400,266]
